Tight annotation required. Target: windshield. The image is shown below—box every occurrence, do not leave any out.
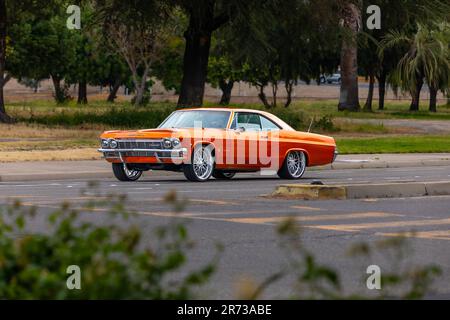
[159,110,231,129]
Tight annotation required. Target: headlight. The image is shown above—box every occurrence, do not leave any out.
[171,138,181,149]
[101,139,109,148]
[163,139,172,149]
[110,139,118,149]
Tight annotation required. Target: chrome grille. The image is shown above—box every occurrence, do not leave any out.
[103,151,179,159]
[117,140,162,149]
[123,151,157,157]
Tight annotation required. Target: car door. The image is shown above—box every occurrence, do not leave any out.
[259,115,282,170]
[228,112,263,168]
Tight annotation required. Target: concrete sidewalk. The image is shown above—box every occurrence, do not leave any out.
[0,153,450,182]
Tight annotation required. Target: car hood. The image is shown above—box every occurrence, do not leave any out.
[101,128,189,140]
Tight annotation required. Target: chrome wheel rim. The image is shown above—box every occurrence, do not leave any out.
[193,147,214,180]
[123,164,141,179]
[287,151,306,178]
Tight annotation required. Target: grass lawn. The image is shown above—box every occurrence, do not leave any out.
[2,99,450,160]
[337,135,450,154]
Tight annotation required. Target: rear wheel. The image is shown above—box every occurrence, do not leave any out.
[183,145,215,182]
[112,163,143,182]
[212,170,236,180]
[278,151,307,179]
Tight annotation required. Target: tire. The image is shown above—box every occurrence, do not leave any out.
[212,170,236,180]
[183,145,215,182]
[112,163,143,182]
[278,150,307,180]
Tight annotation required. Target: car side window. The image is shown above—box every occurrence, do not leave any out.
[260,116,280,131]
[234,113,262,131]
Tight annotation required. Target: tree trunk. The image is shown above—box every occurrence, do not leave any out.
[285,81,294,108]
[363,72,375,111]
[177,9,214,108]
[376,71,386,110]
[107,77,121,103]
[258,85,271,108]
[218,79,233,105]
[338,2,361,112]
[0,0,12,123]
[409,77,423,111]
[429,85,438,113]
[271,82,278,108]
[51,75,64,104]
[77,81,88,104]
[134,89,144,106]
[133,66,150,106]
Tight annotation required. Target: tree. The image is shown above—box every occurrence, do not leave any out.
[152,37,184,95]
[8,14,75,104]
[236,0,339,108]
[337,0,362,112]
[173,0,272,107]
[151,13,186,96]
[207,56,244,105]
[382,23,450,112]
[94,53,130,103]
[97,0,172,106]
[359,0,450,111]
[0,0,11,122]
[207,30,249,106]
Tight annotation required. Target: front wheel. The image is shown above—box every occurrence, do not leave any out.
[183,145,215,182]
[112,163,143,181]
[278,151,307,179]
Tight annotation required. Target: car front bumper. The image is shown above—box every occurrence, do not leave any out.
[98,148,188,163]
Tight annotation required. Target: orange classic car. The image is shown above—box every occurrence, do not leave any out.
[99,108,338,182]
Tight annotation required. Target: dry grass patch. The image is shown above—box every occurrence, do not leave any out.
[0,148,101,162]
[0,123,102,139]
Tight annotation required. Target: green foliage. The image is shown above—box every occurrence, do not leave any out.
[207,56,245,89]
[7,15,75,81]
[337,135,450,154]
[312,115,337,132]
[268,107,307,131]
[152,37,185,94]
[0,189,217,299]
[381,23,450,97]
[15,105,176,128]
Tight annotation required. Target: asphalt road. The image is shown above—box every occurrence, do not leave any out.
[1,166,450,299]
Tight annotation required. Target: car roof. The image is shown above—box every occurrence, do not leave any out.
[180,107,270,115]
[179,107,294,130]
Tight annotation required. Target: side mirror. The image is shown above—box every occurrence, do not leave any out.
[236,127,246,133]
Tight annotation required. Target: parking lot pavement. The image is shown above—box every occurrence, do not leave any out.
[1,165,450,298]
[1,153,450,182]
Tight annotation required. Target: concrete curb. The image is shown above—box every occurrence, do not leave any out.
[272,181,450,200]
[312,159,450,171]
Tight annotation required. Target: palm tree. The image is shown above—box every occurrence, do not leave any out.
[337,0,362,112]
[381,23,450,112]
